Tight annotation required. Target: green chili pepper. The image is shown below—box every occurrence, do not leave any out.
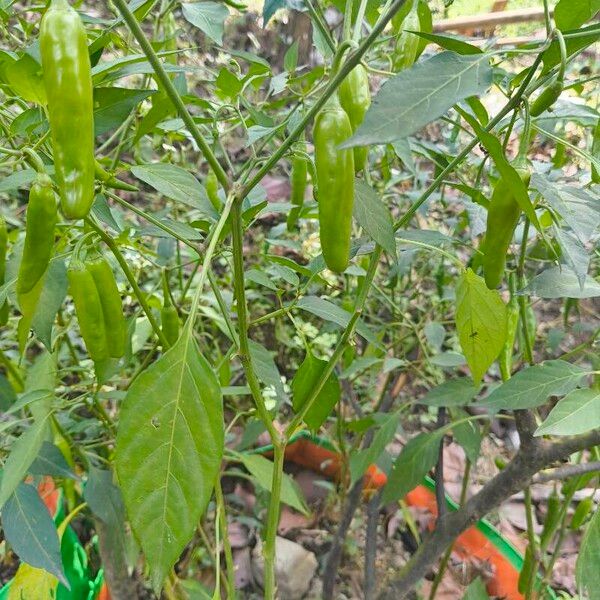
[539,488,561,550]
[339,65,371,172]
[86,253,126,359]
[313,93,355,273]
[0,216,8,325]
[205,169,222,211]
[392,0,420,72]
[287,140,308,231]
[518,545,536,595]
[40,0,95,219]
[17,174,57,296]
[530,80,563,117]
[570,497,593,530]
[482,166,531,289]
[161,272,180,347]
[499,273,519,380]
[68,259,109,361]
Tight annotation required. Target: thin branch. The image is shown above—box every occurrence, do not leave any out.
[534,461,600,483]
[434,407,447,521]
[365,489,383,600]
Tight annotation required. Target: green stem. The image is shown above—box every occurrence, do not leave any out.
[86,218,169,347]
[215,477,236,599]
[303,0,336,53]
[523,486,538,599]
[542,0,551,35]
[353,0,369,41]
[111,0,229,191]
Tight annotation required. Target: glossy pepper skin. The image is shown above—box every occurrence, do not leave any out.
[393,0,420,71]
[205,169,221,211]
[86,253,126,358]
[68,260,108,361]
[0,216,8,325]
[286,141,308,231]
[482,167,531,289]
[339,65,371,172]
[40,0,95,220]
[17,174,57,295]
[530,80,563,117]
[161,275,180,347]
[313,94,355,273]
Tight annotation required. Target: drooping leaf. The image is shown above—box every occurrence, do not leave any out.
[115,322,224,589]
[131,163,216,218]
[341,52,493,148]
[353,180,396,258]
[555,0,600,31]
[181,1,229,44]
[238,454,309,515]
[291,351,341,431]
[481,360,587,412]
[455,269,507,384]
[418,378,479,407]
[535,388,600,437]
[93,87,155,136]
[382,430,443,504]
[1,483,67,586]
[521,266,600,299]
[8,562,58,600]
[248,340,286,402]
[28,442,76,480]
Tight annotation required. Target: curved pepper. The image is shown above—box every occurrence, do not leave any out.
[40,0,95,219]
[86,253,126,358]
[17,174,57,296]
[530,80,563,117]
[339,65,371,172]
[313,93,355,273]
[482,166,531,289]
[68,259,109,361]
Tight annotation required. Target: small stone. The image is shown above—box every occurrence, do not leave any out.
[252,536,318,599]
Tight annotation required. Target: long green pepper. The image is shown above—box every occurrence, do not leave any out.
[287,140,308,231]
[40,0,95,219]
[17,174,57,296]
[313,94,355,273]
[86,253,126,359]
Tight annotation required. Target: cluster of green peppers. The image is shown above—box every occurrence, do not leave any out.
[68,253,126,362]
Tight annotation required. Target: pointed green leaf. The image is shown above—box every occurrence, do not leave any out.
[535,388,600,436]
[116,323,224,589]
[455,269,507,384]
[576,508,600,600]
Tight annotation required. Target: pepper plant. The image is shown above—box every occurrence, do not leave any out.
[0,0,599,598]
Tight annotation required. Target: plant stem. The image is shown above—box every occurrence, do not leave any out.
[111,0,229,190]
[215,477,236,599]
[523,486,538,599]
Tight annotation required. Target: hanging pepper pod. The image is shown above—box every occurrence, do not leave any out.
[17,174,57,296]
[40,0,95,219]
[68,259,109,361]
[392,0,420,71]
[161,271,180,347]
[86,253,126,359]
[313,93,355,273]
[205,169,222,211]
[287,140,308,231]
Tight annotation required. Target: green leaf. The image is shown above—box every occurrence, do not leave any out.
[239,454,309,515]
[413,31,482,55]
[291,352,341,431]
[181,1,229,44]
[0,169,37,193]
[131,163,216,218]
[535,388,600,437]
[576,508,600,600]
[294,296,377,345]
[28,442,76,480]
[555,0,600,31]
[350,412,400,484]
[382,430,442,504]
[1,483,67,586]
[455,269,507,384]
[115,322,224,589]
[0,413,52,508]
[481,360,587,412]
[93,87,155,136]
[341,52,492,148]
[418,378,479,407]
[353,180,396,258]
[541,23,600,73]
[531,174,600,245]
[263,0,285,23]
[451,408,481,464]
[4,55,45,105]
[462,577,489,600]
[521,266,600,299]
[248,340,286,401]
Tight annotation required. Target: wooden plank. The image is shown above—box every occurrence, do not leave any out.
[433,7,552,32]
